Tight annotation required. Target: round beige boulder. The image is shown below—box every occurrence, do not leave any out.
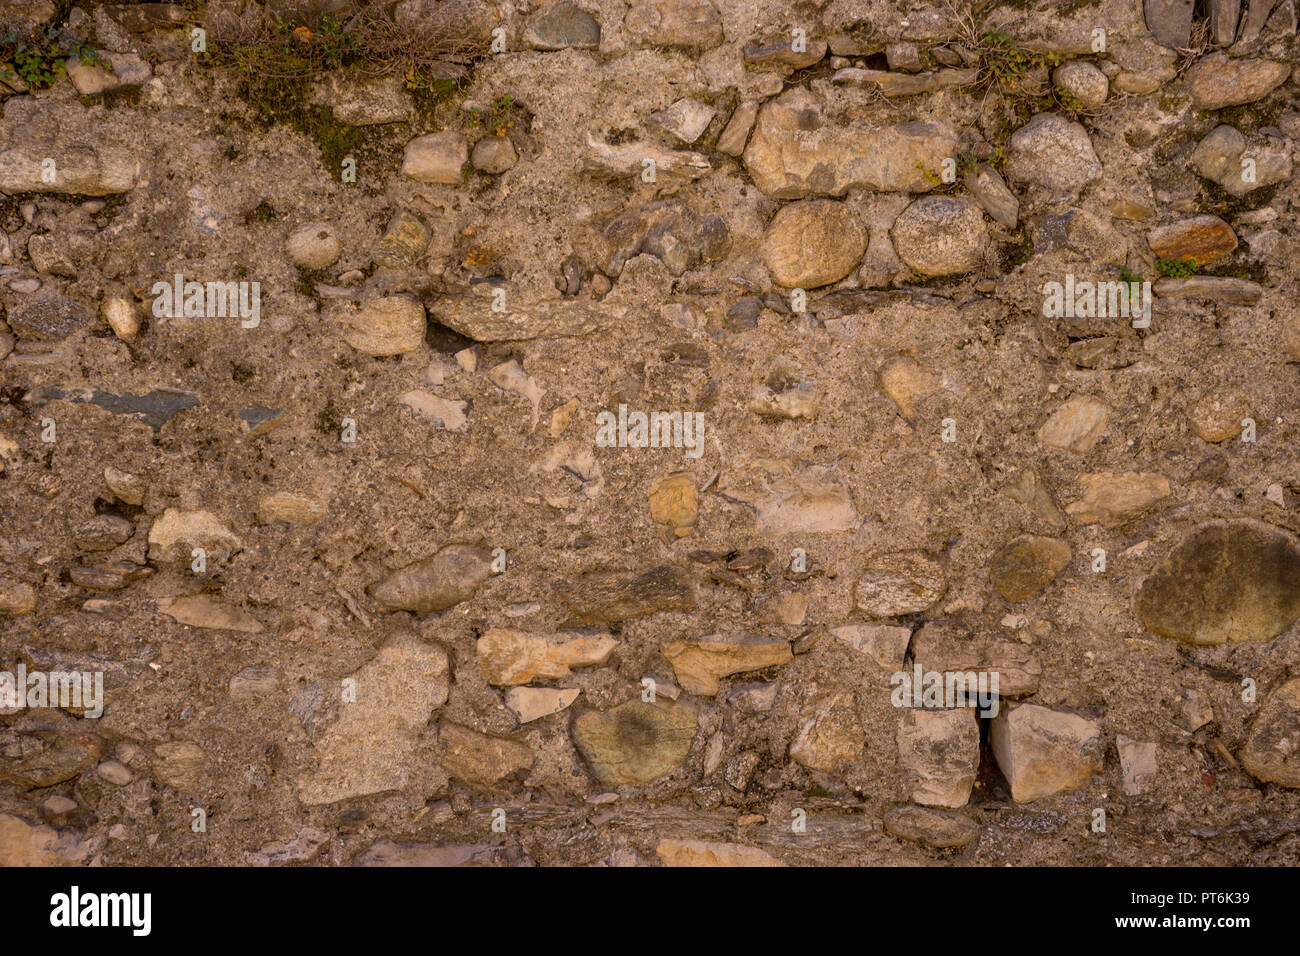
[762,199,867,289]
[286,222,342,270]
[891,196,988,277]
[1053,61,1108,108]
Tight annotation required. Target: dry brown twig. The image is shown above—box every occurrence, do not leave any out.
[182,0,478,87]
[1173,18,1213,78]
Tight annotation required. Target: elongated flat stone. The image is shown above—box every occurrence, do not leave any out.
[1185,54,1290,109]
[1154,277,1262,304]
[477,628,617,686]
[911,623,1042,698]
[1066,471,1171,527]
[831,623,912,670]
[7,295,95,340]
[1148,215,1237,267]
[557,566,696,622]
[27,385,200,430]
[663,636,792,696]
[157,595,264,633]
[506,687,582,723]
[884,806,979,849]
[368,545,493,614]
[832,67,977,95]
[0,143,139,195]
[430,296,626,342]
[583,133,710,184]
[0,729,105,788]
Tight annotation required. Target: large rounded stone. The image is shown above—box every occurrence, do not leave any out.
[1053,61,1108,107]
[1038,395,1110,453]
[1187,392,1252,443]
[890,196,987,277]
[471,136,517,173]
[762,200,866,288]
[990,535,1071,602]
[1190,126,1291,197]
[0,578,36,615]
[524,1,600,49]
[1135,520,1300,645]
[855,551,947,617]
[1005,113,1102,195]
[1186,54,1290,110]
[572,699,697,785]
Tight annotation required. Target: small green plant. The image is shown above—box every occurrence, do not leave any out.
[972,29,1059,92]
[201,10,460,121]
[466,93,516,135]
[0,27,102,90]
[915,159,944,186]
[1055,85,1085,112]
[1116,265,1145,308]
[1156,256,1199,278]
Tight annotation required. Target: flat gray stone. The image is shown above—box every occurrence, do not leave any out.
[27,385,200,430]
[525,2,601,50]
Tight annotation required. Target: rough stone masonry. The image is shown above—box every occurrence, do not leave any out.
[0,0,1299,867]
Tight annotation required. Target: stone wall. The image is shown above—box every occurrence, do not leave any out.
[0,0,1298,866]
